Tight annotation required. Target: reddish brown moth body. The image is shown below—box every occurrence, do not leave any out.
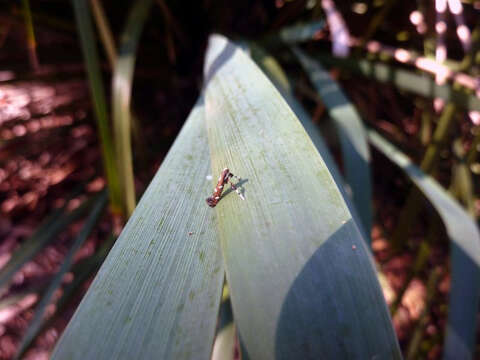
[206,168,244,207]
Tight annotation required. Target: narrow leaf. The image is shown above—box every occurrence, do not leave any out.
[292,47,373,236]
[112,0,154,216]
[0,193,93,289]
[72,0,121,212]
[52,98,224,360]
[15,191,107,359]
[368,130,480,360]
[89,0,117,68]
[204,34,400,359]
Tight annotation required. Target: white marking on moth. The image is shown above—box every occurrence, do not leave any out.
[215,187,218,192]
[219,185,223,189]
[218,177,222,182]
[215,196,220,200]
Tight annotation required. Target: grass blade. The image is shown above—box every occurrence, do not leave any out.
[204,34,400,359]
[72,0,121,213]
[21,0,39,70]
[0,193,93,290]
[14,191,108,360]
[368,130,480,360]
[52,98,224,360]
[89,0,117,68]
[112,0,154,216]
[26,234,117,352]
[292,47,373,236]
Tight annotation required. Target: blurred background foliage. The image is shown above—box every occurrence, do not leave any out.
[0,0,479,358]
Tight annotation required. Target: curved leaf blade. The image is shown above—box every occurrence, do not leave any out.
[0,191,92,290]
[368,130,480,360]
[204,34,400,359]
[52,99,224,360]
[15,191,107,360]
[112,0,154,216]
[249,43,368,241]
[72,0,121,212]
[292,47,373,236]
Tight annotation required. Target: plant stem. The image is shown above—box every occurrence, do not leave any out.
[89,0,116,68]
[21,0,39,70]
[72,0,123,214]
[405,267,441,360]
[391,103,457,250]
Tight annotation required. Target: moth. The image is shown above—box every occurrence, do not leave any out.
[206,168,244,207]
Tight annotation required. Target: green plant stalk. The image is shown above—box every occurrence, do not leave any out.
[357,0,397,50]
[89,0,116,68]
[391,103,457,250]
[467,132,480,165]
[460,26,480,166]
[112,0,154,216]
[15,191,107,360]
[393,24,479,245]
[450,140,476,215]
[459,26,480,72]
[390,241,431,315]
[449,26,480,212]
[315,53,480,111]
[405,267,441,360]
[72,0,122,214]
[88,0,148,180]
[21,0,39,70]
[13,6,76,32]
[419,101,432,145]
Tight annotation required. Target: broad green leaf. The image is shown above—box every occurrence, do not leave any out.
[52,98,224,360]
[249,45,398,307]
[204,34,401,359]
[0,191,93,290]
[292,47,373,236]
[368,130,480,360]
[112,0,154,216]
[72,0,121,212]
[315,53,480,112]
[15,190,107,360]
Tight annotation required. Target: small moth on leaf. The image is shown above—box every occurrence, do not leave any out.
[206,168,244,207]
